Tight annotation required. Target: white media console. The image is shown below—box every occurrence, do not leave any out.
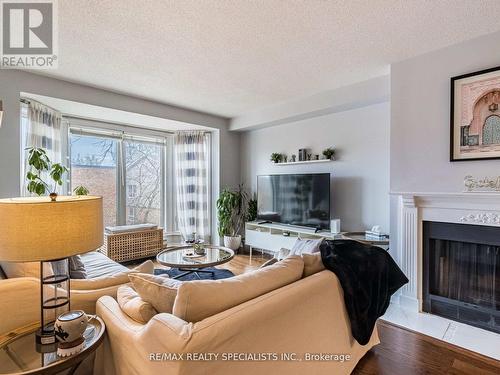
[245,221,390,258]
[245,221,338,256]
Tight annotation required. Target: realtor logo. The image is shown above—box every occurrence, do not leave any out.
[1,0,58,69]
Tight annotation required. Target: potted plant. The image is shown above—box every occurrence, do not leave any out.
[73,185,89,196]
[270,152,282,163]
[216,185,248,251]
[25,147,68,200]
[322,147,335,160]
[247,194,258,222]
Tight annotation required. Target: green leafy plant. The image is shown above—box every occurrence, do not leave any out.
[217,185,248,237]
[270,152,282,163]
[73,185,90,196]
[322,147,335,160]
[247,194,257,222]
[25,147,68,196]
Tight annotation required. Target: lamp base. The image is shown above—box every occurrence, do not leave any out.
[36,327,56,345]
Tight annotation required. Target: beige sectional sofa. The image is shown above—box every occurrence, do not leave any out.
[94,255,379,375]
[0,251,153,336]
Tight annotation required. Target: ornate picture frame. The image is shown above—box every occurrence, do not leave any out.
[450,66,500,161]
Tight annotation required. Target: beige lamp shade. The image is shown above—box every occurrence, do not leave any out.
[0,196,103,262]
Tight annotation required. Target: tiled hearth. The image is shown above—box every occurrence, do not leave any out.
[383,192,500,360]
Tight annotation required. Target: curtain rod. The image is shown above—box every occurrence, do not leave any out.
[65,115,177,135]
[20,97,61,114]
[65,115,211,135]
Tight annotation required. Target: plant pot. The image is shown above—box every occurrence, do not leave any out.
[224,235,242,251]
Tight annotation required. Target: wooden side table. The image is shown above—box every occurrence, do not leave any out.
[0,316,105,375]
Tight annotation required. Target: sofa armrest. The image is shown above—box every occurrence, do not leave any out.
[96,295,192,341]
[96,296,146,333]
[96,296,194,375]
[0,278,40,335]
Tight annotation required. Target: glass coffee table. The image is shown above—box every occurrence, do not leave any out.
[156,245,235,279]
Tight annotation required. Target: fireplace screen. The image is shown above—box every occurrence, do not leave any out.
[423,221,500,333]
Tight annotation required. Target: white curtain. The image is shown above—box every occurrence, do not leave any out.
[21,100,63,195]
[174,131,210,241]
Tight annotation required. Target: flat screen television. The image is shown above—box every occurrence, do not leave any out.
[257,173,330,230]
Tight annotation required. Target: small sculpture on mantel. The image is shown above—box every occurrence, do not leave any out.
[464,175,500,192]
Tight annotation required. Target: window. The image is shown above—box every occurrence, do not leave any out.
[127,206,137,224]
[127,184,137,199]
[125,139,162,226]
[20,105,212,238]
[68,121,176,232]
[70,134,118,227]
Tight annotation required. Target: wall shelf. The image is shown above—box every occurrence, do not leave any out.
[272,159,333,166]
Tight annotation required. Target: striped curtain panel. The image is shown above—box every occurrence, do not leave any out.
[174,131,210,241]
[21,101,62,196]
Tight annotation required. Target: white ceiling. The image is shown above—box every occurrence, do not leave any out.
[39,0,500,118]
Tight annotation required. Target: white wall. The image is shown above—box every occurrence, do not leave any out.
[391,30,500,193]
[240,101,390,233]
[390,30,500,261]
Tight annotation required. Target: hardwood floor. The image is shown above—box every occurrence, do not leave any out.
[217,252,270,275]
[139,252,500,374]
[353,321,500,375]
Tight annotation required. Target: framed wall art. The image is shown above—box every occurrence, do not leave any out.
[450,66,500,161]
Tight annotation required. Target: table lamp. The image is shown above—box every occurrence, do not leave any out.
[0,196,103,345]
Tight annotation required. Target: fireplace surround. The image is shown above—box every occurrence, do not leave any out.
[385,192,500,358]
[422,221,500,333]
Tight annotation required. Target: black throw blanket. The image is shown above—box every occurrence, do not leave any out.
[320,239,408,345]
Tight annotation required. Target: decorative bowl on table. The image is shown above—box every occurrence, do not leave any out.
[193,242,206,255]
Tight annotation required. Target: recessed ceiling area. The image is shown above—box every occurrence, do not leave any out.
[36,0,500,117]
[22,93,213,132]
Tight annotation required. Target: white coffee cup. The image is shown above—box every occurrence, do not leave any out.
[54,310,88,345]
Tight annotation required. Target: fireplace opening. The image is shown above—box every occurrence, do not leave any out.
[423,221,500,333]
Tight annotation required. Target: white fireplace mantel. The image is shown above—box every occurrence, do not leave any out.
[391,191,500,311]
[384,191,500,359]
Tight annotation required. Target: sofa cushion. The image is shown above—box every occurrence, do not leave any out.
[290,238,324,256]
[173,255,304,322]
[71,258,154,290]
[128,273,182,313]
[117,285,158,323]
[302,253,325,277]
[105,223,157,234]
[0,261,53,279]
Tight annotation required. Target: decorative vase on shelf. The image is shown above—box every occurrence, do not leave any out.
[224,235,241,251]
